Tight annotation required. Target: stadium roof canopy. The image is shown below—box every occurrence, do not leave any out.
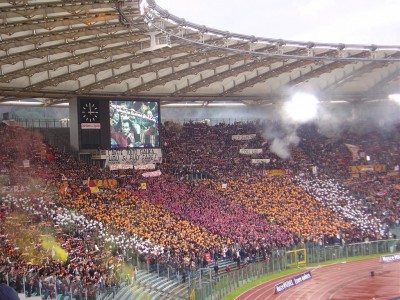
[0,0,400,108]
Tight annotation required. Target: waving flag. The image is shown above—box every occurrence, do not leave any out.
[344,144,360,161]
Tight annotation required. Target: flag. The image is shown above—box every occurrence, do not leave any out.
[86,177,99,194]
[61,173,70,181]
[312,166,318,175]
[261,138,268,146]
[344,144,360,161]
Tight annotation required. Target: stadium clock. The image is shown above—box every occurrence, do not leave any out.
[81,101,99,123]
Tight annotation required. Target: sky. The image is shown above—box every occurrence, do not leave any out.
[155,0,400,45]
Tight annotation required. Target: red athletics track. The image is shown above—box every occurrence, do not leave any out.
[236,258,400,300]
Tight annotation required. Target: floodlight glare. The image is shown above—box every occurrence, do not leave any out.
[283,92,319,123]
[388,94,400,104]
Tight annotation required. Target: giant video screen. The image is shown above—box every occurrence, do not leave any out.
[110,100,160,148]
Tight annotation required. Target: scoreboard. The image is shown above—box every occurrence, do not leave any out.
[77,97,160,150]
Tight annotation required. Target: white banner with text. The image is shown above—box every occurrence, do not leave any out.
[251,158,270,164]
[232,134,256,141]
[105,149,162,170]
[239,148,263,155]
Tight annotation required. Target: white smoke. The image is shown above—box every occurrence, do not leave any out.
[269,134,300,159]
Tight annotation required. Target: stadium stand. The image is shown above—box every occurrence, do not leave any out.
[0,118,399,299]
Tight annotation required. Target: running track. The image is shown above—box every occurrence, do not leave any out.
[236,258,400,300]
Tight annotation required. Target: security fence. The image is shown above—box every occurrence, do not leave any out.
[191,239,399,300]
[0,240,398,299]
[0,273,130,300]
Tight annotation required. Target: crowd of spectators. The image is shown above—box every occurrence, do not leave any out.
[0,118,399,298]
[297,122,400,228]
[137,175,293,258]
[206,176,353,242]
[0,193,134,299]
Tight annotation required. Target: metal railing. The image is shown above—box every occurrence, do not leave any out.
[166,118,263,126]
[0,272,130,300]
[8,116,263,128]
[2,240,397,299]
[12,116,70,129]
